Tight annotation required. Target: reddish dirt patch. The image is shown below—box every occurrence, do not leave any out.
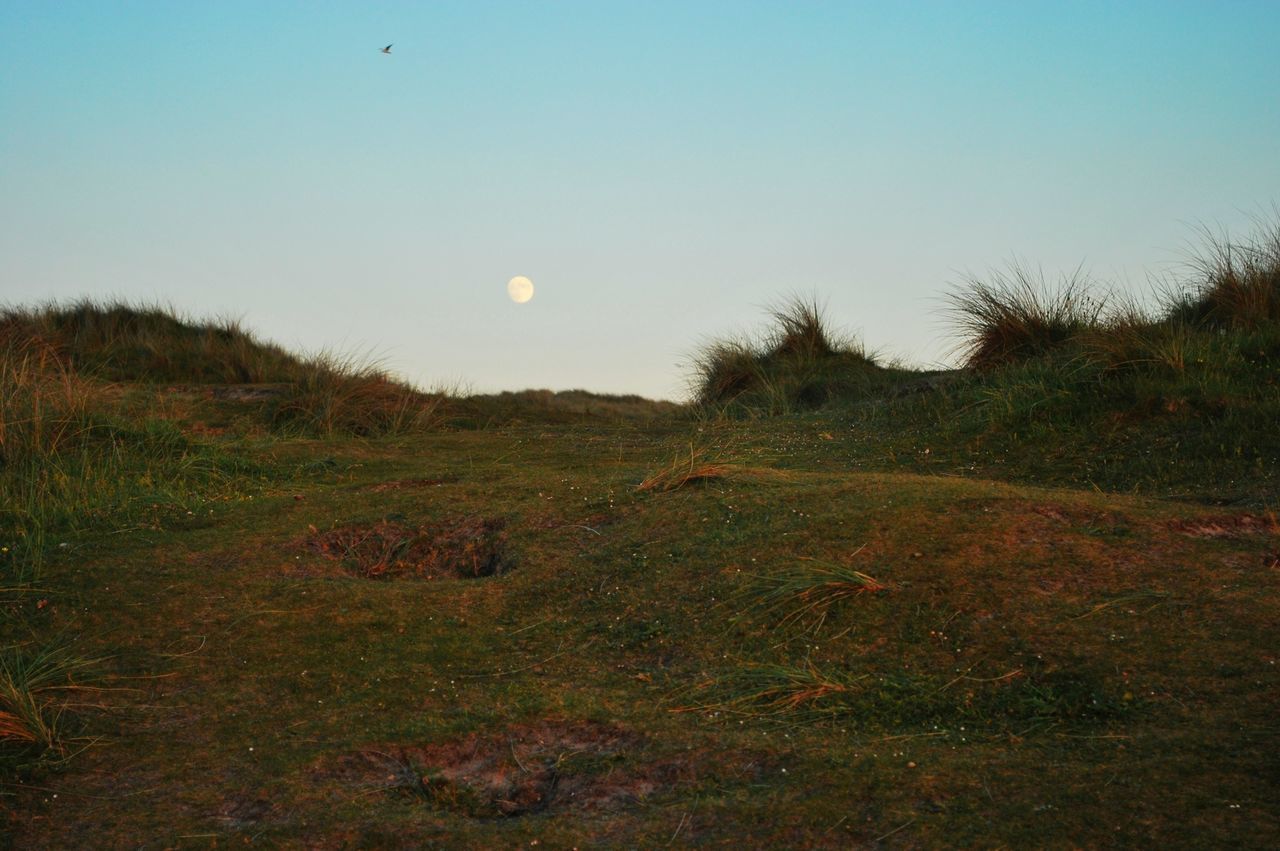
[304,516,512,579]
[367,476,458,492]
[1169,514,1279,539]
[321,720,764,818]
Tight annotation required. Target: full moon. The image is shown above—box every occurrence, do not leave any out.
[507,275,534,304]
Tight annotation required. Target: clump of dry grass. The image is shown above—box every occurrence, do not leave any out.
[673,662,869,720]
[0,641,100,770]
[945,265,1107,369]
[637,441,740,492]
[740,555,890,633]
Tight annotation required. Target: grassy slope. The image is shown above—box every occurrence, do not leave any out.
[5,417,1278,847]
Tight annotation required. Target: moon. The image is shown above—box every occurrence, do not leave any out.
[507,275,534,304]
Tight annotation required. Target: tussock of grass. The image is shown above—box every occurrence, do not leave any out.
[637,441,740,492]
[1177,217,1280,330]
[764,297,845,360]
[739,555,889,633]
[945,265,1106,370]
[0,641,99,771]
[690,296,881,413]
[675,662,869,719]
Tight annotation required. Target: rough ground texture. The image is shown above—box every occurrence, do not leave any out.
[4,421,1278,848]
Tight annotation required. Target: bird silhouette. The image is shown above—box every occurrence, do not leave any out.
[380,44,393,54]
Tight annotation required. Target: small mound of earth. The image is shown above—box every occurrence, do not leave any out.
[321,720,763,818]
[1170,514,1278,539]
[304,516,512,579]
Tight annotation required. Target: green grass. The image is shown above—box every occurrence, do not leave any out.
[5,430,1275,846]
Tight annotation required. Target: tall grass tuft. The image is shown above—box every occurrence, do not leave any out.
[0,328,92,469]
[945,265,1106,369]
[1176,217,1280,330]
[764,296,843,360]
[637,439,740,492]
[0,641,100,771]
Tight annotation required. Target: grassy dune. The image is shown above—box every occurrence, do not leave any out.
[2,220,1278,846]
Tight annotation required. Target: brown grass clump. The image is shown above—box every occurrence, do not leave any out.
[688,338,761,405]
[739,556,890,634]
[0,642,99,769]
[305,516,512,579]
[637,442,739,492]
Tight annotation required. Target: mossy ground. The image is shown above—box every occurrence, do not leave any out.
[4,409,1277,847]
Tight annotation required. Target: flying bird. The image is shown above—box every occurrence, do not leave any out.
[380,44,393,54]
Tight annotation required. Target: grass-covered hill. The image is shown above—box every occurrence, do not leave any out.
[691,222,1279,504]
[2,220,1277,847]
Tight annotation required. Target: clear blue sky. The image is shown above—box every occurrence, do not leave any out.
[3,1,1278,399]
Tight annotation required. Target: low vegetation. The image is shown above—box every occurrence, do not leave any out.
[689,296,892,414]
[2,215,1278,846]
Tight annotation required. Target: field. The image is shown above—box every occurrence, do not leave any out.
[3,223,1279,848]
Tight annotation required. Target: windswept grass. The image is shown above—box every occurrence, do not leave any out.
[738,555,889,634]
[269,351,449,438]
[682,659,1126,730]
[763,296,846,360]
[1,299,302,384]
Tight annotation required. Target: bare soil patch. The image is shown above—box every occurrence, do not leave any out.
[304,516,512,579]
[320,720,764,818]
[1169,513,1279,539]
